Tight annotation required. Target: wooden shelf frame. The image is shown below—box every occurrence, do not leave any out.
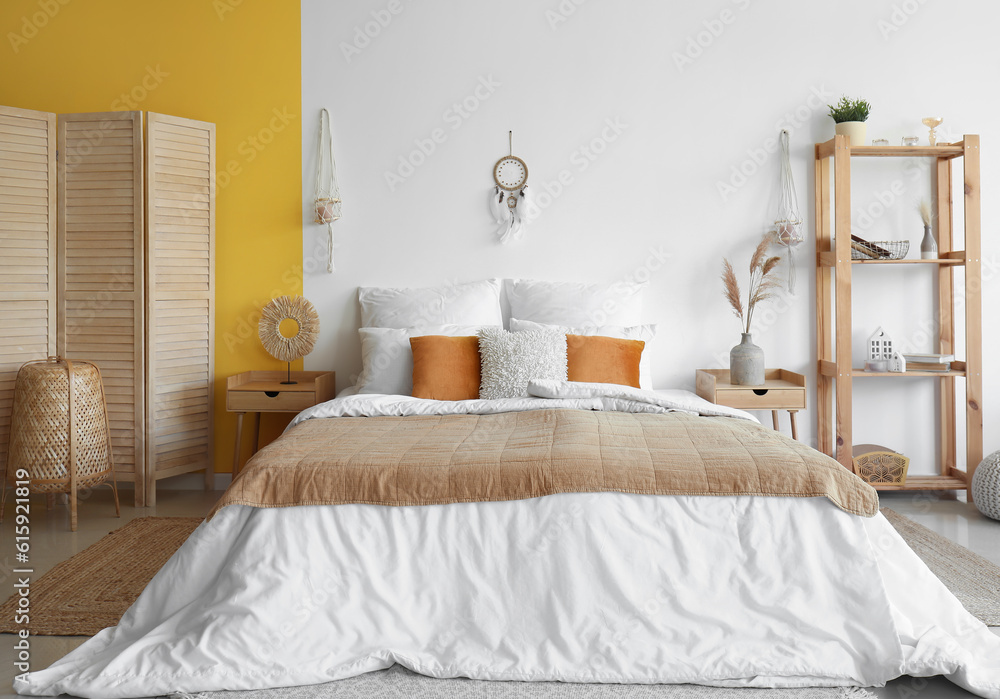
[814,134,983,496]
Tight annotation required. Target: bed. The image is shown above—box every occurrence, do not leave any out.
[15,280,1000,698]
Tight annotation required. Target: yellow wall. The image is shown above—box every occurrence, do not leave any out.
[0,0,302,474]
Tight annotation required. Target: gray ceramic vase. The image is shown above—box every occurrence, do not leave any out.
[730,333,764,386]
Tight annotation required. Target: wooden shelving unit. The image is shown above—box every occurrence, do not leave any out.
[814,135,983,495]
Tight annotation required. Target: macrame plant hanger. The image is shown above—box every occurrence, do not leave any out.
[314,108,342,273]
[772,129,804,292]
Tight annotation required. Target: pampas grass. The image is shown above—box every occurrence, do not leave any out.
[919,199,932,227]
[721,232,782,334]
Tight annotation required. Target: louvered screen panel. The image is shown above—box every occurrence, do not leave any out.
[0,106,56,478]
[57,111,145,503]
[145,113,215,505]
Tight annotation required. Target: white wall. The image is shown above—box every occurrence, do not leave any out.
[302,0,1000,472]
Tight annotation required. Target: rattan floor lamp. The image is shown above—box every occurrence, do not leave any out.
[1,357,120,532]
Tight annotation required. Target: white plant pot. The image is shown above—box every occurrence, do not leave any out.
[835,121,867,146]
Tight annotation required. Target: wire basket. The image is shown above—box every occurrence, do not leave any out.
[851,240,910,260]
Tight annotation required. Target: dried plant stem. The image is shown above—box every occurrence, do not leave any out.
[721,232,781,335]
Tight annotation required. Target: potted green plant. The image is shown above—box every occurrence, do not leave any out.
[828,96,871,146]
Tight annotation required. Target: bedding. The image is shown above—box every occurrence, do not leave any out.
[566,333,644,387]
[17,384,1000,699]
[505,279,647,326]
[510,318,656,389]
[477,327,568,399]
[359,279,503,328]
[355,324,492,395]
[208,383,875,518]
[409,335,481,400]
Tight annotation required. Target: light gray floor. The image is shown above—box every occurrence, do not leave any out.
[0,488,996,698]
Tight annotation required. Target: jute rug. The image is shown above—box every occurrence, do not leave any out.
[0,516,202,635]
[174,666,877,698]
[3,510,997,638]
[881,507,1000,626]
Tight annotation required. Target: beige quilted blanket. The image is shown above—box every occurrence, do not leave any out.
[211,409,878,519]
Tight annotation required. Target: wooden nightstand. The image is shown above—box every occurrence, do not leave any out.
[695,368,806,439]
[226,370,335,475]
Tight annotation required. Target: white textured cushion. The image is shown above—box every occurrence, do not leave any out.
[359,280,502,329]
[477,327,567,400]
[505,279,647,326]
[357,325,491,396]
[510,318,657,390]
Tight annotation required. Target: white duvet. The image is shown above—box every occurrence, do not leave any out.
[17,385,1000,699]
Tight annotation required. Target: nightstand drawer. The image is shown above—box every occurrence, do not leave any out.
[715,388,805,410]
[227,390,317,412]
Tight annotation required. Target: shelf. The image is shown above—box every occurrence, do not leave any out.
[816,138,966,159]
[818,251,966,267]
[851,369,965,377]
[850,360,966,378]
[873,475,967,492]
[849,144,964,158]
[815,134,982,482]
[852,257,964,265]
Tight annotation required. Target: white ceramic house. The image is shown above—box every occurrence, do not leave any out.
[868,327,894,361]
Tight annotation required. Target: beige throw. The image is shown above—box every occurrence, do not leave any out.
[210,410,878,519]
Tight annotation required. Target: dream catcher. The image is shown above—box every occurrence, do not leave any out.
[771,129,804,292]
[489,131,532,244]
[314,108,342,273]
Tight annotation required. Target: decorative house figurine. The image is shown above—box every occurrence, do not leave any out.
[868,327,893,361]
[889,351,907,373]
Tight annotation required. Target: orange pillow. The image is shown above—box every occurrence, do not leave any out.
[410,335,481,401]
[566,334,645,388]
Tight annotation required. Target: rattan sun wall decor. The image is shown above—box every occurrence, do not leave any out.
[258,295,320,384]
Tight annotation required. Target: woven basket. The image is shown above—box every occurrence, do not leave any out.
[3,357,119,531]
[852,444,910,486]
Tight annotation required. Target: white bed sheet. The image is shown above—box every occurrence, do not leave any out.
[16,386,1000,698]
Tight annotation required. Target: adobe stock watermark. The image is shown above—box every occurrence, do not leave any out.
[852,158,930,236]
[10,469,32,685]
[340,0,408,63]
[716,85,834,202]
[7,0,71,54]
[213,0,242,20]
[545,0,588,31]
[878,0,928,40]
[515,116,628,226]
[110,64,169,111]
[672,0,751,73]
[216,106,296,191]
[383,75,501,192]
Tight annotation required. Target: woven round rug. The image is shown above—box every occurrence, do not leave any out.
[0,516,202,635]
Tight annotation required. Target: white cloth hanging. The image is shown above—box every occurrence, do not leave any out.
[314,109,342,273]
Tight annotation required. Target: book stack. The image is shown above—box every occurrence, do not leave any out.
[903,353,954,372]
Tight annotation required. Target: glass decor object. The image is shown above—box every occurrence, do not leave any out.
[921,117,943,146]
[872,138,889,146]
[902,136,919,146]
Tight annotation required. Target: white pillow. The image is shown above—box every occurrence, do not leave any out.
[357,325,490,396]
[478,327,567,400]
[505,279,647,327]
[510,318,657,390]
[359,279,502,329]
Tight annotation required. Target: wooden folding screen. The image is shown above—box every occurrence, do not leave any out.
[0,106,214,507]
[144,113,215,505]
[57,111,146,502]
[0,106,57,479]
